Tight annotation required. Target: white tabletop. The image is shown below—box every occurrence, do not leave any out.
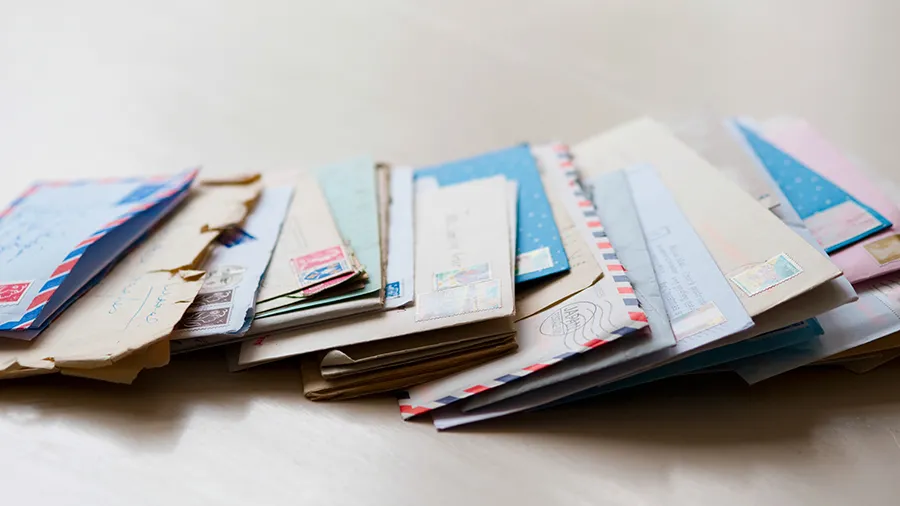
[2,1,900,504]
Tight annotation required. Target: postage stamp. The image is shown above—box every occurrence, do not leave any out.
[174,306,232,331]
[385,281,402,299]
[192,289,234,308]
[864,233,900,266]
[516,246,554,276]
[290,245,353,289]
[0,281,32,306]
[730,253,803,297]
[433,262,491,291]
[416,279,502,321]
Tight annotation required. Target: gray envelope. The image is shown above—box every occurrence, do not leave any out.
[461,170,677,411]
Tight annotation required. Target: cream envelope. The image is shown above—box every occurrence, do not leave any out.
[573,118,844,322]
[254,171,351,309]
[0,181,261,380]
[513,144,604,320]
[672,115,780,210]
[302,336,517,401]
[246,162,387,333]
[238,176,516,367]
[319,318,516,379]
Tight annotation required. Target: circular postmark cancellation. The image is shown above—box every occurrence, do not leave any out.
[539,301,598,336]
[202,265,246,292]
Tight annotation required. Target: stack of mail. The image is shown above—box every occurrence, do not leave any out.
[4,110,900,429]
[421,119,849,429]
[237,146,584,399]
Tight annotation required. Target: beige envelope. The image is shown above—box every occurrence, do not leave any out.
[513,145,604,320]
[320,318,516,379]
[573,118,843,325]
[246,164,387,331]
[255,171,350,309]
[239,176,516,367]
[672,116,780,210]
[0,181,261,380]
[301,336,517,401]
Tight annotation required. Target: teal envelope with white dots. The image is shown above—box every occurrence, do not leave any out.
[415,145,570,284]
[736,123,892,253]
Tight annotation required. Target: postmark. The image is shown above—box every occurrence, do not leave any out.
[174,306,232,331]
[730,253,803,297]
[433,262,491,290]
[515,246,554,276]
[0,281,32,306]
[539,301,600,349]
[415,279,502,322]
[290,245,353,289]
[202,265,246,292]
[864,234,900,266]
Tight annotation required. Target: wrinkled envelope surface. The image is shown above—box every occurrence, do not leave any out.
[0,182,260,380]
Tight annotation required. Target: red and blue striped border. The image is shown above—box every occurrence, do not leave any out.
[397,144,649,419]
[0,168,199,331]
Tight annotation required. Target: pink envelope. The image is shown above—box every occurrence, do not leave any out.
[760,118,900,284]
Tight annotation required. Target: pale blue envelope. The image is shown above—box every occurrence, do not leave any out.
[0,169,198,339]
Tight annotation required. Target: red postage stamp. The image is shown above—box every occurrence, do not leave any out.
[0,281,32,306]
[289,245,353,289]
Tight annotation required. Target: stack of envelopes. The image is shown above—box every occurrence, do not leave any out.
[2,114,900,431]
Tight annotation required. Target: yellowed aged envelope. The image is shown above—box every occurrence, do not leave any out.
[301,336,517,401]
[238,176,516,367]
[0,181,261,381]
[319,318,516,379]
[573,118,844,325]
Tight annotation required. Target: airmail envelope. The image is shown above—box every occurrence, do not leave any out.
[0,168,199,339]
[573,118,843,321]
[238,176,516,367]
[0,181,261,380]
[513,144,604,320]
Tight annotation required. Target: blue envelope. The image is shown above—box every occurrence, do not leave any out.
[0,168,198,339]
[415,145,569,284]
[737,123,892,253]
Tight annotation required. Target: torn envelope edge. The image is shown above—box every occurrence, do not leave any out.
[0,177,262,376]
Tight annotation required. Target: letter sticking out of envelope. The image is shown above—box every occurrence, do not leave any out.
[238,176,516,369]
[0,180,262,382]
